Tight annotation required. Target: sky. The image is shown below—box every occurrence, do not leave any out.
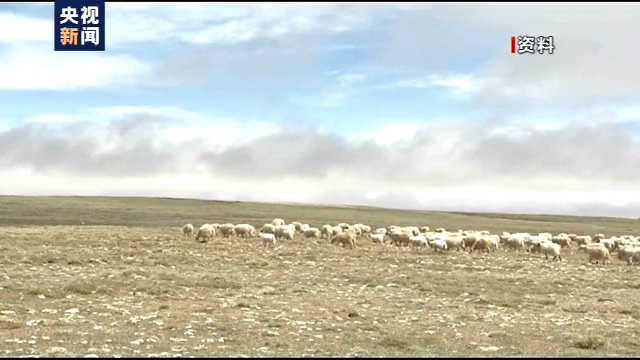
[1,2,640,218]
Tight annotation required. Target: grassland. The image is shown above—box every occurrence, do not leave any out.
[1,195,640,357]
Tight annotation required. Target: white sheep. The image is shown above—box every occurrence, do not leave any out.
[585,243,609,265]
[320,225,333,239]
[500,232,511,245]
[182,223,194,237]
[409,235,428,250]
[443,235,464,251]
[506,234,526,251]
[195,224,215,243]
[272,218,285,226]
[282,228,295,241]
[629,250,640,265]
[260,224,276,234]
[234,224,256,239]
[463,233,481,251]
[574,235,592,246]
[303,227,321,239]
[552,234,572,248]
[485,235,500,252]
[533,241,562,261]
[370,233,385,244]
[599,238,616,251]
[388,230,411,247]
[291,222,305,233]
[618,246,639,263]
[218,223,236,238]
[331,230,356,249]
[348,225,362,237]
[429,239,448,253]
[538,232,552,241]
[471,236,492,253]
[260,233,277,249]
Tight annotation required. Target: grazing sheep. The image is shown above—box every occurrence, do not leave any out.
[574,235,592,246]
[338,223,350,230]
[195,224,215,243]
[303,227,321,239]
[182,223,194,237]
[629,250,640,265]
[443,235,464,251]
[260,233,277,249]
[527,236,548,253]
[538,233,552,242]
[485,235,500,252]
[388,230,411,247]
[429,239,448,253]
[291,222,305,233]
[471,236,492,253]
[282,229,295,241]
[260,224,276,234]
[372,228,387,236]
[409,235,428,250]
[348,225,362,237]
[320,225,333,239]
[272,218,285,226]
[419,226,430,233]
[500,232,511,245]
[553,235,572,248]
[234,224,256,239]
[599,238,616,251]
[331,226,343,236]
[218,223,236,238]
[525,235,546,248]
[352,223,365,234]
[618,246,640,263]
[506,235,526,251]
[463,233,481,251]
[585,243,610,265]
[533,242,562,261]
[273,225,289,240]
[370,233,385,244]
[331,230,356,249]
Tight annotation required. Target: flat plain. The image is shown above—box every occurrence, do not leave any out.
[1,195,640,357]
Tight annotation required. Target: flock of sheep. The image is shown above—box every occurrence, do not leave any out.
[181,219,640,265]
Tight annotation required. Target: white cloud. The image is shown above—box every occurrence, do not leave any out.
[386,74,479,95]
[0,43,151,90]
[464,4,640,106]
[0,12,51,42]
[354,123,418,145]
[291,71,368,108]
[3,105,640,216]
[1,4,639,217]
[103,3,382,46]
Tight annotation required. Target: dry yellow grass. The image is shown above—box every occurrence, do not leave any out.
[1,195,640,356]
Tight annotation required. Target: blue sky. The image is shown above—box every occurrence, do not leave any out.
[1,3,640,217]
